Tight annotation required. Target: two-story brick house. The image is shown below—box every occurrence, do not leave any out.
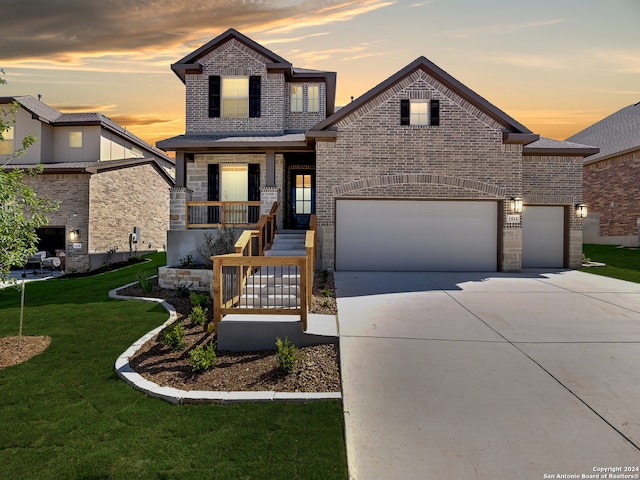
[1,96,175,272]
[159,28,597,272]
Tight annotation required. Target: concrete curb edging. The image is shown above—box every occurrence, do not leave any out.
[109,281,342,405]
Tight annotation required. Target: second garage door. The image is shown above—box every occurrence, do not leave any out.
[335,199,498,271]
[522,206,565,268]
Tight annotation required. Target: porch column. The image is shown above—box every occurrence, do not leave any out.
[175,151,187,188]
[170,187,192,230]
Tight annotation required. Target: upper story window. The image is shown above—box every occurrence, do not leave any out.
[209,75,261,119]
[222,77,249,118]
[400,99,440,126]
[69,131,83,148]
[0,125,14,155]
[307,85,319,113]
[291,86,304,112]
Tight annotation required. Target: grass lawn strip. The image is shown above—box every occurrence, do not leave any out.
[0,253,347,480]
[581,244,640,284]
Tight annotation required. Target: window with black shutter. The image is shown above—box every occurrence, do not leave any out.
[430,99,440,126]
[208,76,221,118]
[207,164,220,224]
[248,163,261,223]
[400,99,410,125]
[249,76,261,118]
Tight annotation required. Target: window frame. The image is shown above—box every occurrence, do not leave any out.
[0,125,15,155]
[410,100,429,126]
[307,85,320,113]
[221,76,250,118]
[291,85,304,113]
[69,130,83,148]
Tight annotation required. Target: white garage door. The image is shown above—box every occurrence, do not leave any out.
[522,206,565,268]
[336,200,498,271]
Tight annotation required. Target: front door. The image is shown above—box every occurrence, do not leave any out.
[289,169,315,229]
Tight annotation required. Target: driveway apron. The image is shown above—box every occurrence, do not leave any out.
[335,270,640,479]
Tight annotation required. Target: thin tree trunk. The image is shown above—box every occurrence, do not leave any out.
[18,277,25,350]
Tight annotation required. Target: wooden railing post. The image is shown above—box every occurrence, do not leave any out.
[299,257,308,332]
[212,256,223,333]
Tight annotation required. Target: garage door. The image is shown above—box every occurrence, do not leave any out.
[522,206,565,268]
[336,200,498,271]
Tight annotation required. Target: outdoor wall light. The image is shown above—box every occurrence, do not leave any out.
[69,229,80,241]
[510,197,523,214]
[575,204,588,218]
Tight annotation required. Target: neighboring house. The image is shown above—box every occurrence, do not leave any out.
[566,102,640,246]
[158,28,597,272]
[1,96,175,272]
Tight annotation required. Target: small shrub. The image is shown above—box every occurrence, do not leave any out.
[160,322,186,352]
[189,292,210,309]
[176,281,193,297]
[276,336,299,373]
[179,252,197,268]
[321,288,332,297]
[135,271,154,294]
[321,298,332,309]
[197,228,239,266]
[189,305,208,326]
[189,342,218,373]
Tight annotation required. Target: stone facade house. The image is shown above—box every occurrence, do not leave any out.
[1,96,175,272]
[159,28,597,272]
[566,102,640,246]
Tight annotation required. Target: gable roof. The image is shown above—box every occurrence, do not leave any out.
[171,28,291,83]
[3,157,175,186]
[0,96,174,165]
[311,56,534,137]
[565,102,640,164]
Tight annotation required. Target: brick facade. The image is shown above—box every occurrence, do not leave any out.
[23,165,171,273]
[583,150,640,238]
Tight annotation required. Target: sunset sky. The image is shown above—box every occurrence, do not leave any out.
[2,0,639,149]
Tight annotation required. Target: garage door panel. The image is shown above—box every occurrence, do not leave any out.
[522,206,565,268]
[336,200,497,271]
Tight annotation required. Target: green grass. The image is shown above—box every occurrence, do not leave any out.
[581,244,640,284]
[0,253,347,479]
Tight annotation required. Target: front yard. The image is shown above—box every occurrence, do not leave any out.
[581,244,640,283]
[0,253,347,479]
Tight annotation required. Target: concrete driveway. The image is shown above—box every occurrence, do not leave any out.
[335,270,640,479]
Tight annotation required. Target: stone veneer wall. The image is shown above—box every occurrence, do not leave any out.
[315,69,524,271]
[158,266,212,292]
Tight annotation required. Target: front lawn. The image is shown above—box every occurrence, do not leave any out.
[0,253,347,479]
[581,244,640,284]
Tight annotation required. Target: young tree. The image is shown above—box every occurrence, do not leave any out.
[0,71,59,283]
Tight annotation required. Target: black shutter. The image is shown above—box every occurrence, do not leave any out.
[400,99,410,125]
[207,164,220,224]
[430,99,440,126]
[208,76,221,118]
[249,76,261,118]
[248,163,260,223]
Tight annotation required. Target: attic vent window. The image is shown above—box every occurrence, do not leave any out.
[401,99,440,126]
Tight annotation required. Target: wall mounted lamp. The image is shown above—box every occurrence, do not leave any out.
[575,204,588,218]
[69,229,80,241]
[509,197,523,214]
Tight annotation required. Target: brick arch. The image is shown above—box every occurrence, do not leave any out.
[332,173,506,198]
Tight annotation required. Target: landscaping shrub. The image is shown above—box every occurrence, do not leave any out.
[135,271,154,294]
[189,342,218,373]
[189,305,208,327]
[160,322,186,352]
[189,291,210,309]
[276,336,299,373]
[197,228,239,266]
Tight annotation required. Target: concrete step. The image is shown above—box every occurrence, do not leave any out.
[265,249,307,257]
[243,283,300,295]
[270,242,306,250]
[238,294,300,308]
[217,313,338,351]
